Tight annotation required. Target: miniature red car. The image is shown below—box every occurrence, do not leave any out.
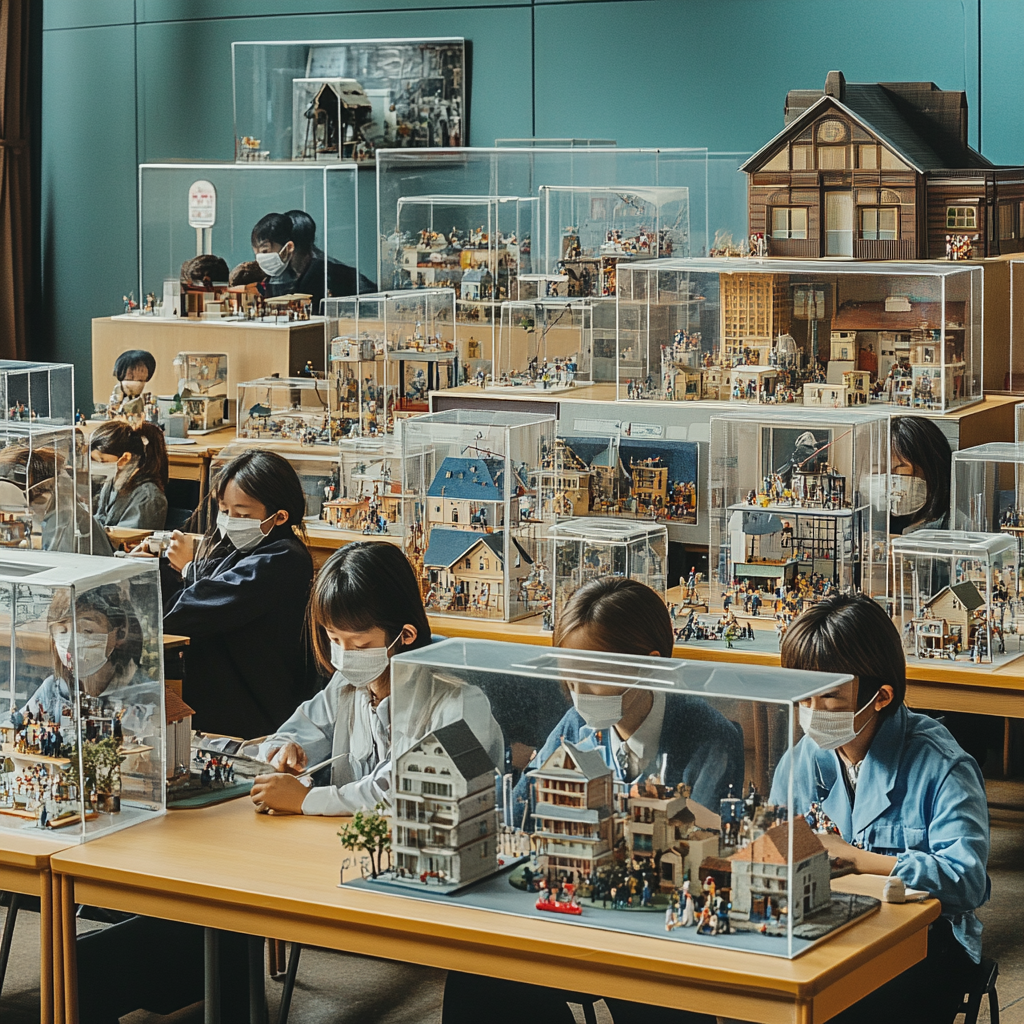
[536,883,582,916]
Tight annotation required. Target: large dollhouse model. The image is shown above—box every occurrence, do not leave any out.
[346,639,879,958]
[742,70,1024,260]
[174,352,231,434]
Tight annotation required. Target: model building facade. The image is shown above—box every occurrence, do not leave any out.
[743,70,1024,260]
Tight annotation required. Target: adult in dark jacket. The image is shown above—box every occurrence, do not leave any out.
[164,447,315,739]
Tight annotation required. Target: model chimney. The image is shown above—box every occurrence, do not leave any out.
[824,71,846,102]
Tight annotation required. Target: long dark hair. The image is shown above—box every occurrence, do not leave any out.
[193,448,307,563]
[307,542,431,675]
[781,593,905,718]
[553,577,674,658]
[891,415,951,526]
[90,420,169,493]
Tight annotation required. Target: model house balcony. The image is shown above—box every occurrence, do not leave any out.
[767,238,819,258]
[854,238,915,259]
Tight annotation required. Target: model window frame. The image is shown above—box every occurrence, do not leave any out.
[770,207,808,240]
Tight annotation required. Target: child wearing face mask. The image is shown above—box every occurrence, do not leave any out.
[889,414,952,534]
[248,542,503,815]
[90,420,168,530]
[163,448,315,739]
[771,593,988,1024]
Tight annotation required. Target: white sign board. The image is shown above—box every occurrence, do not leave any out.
[187,180,217,229]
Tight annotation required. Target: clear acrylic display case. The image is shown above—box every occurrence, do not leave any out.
[538,186,690,297]
[236,377,334,444]
[616,259,983,412]
[706,410,889,653]
[0,552,165,841]
[138,163,363,319]
[551,518,668,624]
[550,435,699,525]
[0,361,74,426]
[333,437,405,535]
[232,39,466,163]
[173,352,232,434]
[401,410,555,621]
[343,636,878,958]
[890,530,1016,666]
[492,299,593,391]
[326,294,388,438]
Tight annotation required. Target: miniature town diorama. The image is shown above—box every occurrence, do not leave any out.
[237,376,334,445]
[232,39,466,163]
[489,299,593,392]
[326,288,459,433]
[742,70,1024,261]
[700,410,889,654]
[338,638,879,958]
[0,553,165,840]
[401,410,555,621]
[551,518,667,626]
[550,435,699,526]
[615,258,982,413]
[889,530,1019,667]
[172,352,233,434]
[538,186,690,298]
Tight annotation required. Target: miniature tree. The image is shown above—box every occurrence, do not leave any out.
[66,739,125,799]
[338,802,391,878]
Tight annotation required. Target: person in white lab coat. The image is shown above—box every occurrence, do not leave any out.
[249,542,503,815]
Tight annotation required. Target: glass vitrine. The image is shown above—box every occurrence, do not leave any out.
[401,410,555,621]
[0,552,165,841]
[338,637,879,958]
[890,530,1017,666]
[492,299,593,391]
[616,259,983,412]
[236,377,334,444]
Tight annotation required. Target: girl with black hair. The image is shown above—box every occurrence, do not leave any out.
[90,420,168,530]
[249,541,502,815]
[890,414,952,533]
[163,448,314,738]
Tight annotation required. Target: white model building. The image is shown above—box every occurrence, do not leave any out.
[392,720,498,887]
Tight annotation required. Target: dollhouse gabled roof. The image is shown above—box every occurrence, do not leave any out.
[742,72,993,176]
[538,739,611,781]
[423,528,504,569]
[729,816,825,866]
[428,457,505,501]
[165,685,195,725]
[947,581,985,612]
[427,719,496,783]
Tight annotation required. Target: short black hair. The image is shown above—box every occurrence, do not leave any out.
[285,209,318,257]
[251,213,292,249]
[891,415,952,525]
[113,350,156,383]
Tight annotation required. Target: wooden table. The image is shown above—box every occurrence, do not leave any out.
[50,799,939,1024]
[0,833,74,1024]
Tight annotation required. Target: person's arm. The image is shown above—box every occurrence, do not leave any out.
[256,681,338,768]
[302,760,391,816]
[163,541,310,639]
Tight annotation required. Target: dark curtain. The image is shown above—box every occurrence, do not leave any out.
[0,0,32,360]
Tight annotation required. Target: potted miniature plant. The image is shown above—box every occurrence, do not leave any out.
[338,802,391,879]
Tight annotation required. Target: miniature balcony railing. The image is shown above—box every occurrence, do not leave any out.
[855,238,915,260]
[766,237,819,258]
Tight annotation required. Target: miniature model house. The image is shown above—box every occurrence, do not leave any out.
[728,817,830,924]
[392,720,499,887]
[528,740,615,877]
[743,70,1024,260]
[165,687,195,781]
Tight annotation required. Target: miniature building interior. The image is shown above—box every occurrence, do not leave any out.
[890,529,1018,666]
[705,409,889,654]
[616,258,982,412]
[491,299,593,391]
[173,352,232,433]
[343,637,880,957]
[237,376,334,445]
[402,410,555,621]
[0,552,165,840]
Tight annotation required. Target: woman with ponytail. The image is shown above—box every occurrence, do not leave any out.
[89,420,169,530]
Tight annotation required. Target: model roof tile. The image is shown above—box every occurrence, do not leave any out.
[427,457,505,501]
[422,719,496,783]
[729,816,825,866]
[422,528,504,569]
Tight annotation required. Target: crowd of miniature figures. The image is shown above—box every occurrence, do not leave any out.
[191,751,236,786]
[486,356,579,391]
[945,234,975,260]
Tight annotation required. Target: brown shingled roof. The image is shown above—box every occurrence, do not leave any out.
[729,816,825,865]
[165,685,196,724]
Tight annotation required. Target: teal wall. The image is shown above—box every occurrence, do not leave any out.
[41,0,1024,410]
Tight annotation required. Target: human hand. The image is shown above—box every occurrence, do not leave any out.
[250,772,309,815]
[268,741,307,775]
[166,531,195,574]
[818,831,862,872]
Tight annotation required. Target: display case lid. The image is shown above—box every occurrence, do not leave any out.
[552,517,666,541]
[953,442,1024,463]
[636,257,982,278]
[710,407,889,426]
[393,637,852,704]
[140,160,358,177]
[238,376,327,388]
[410,408,556,429]
[0,549,159,587]
[891,528,1017,557]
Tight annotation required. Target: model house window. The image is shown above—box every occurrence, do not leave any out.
[791,145,812,170]
[860,207,898,240]
[464,557,471,568]
[1000,202,1018,240]
[771,207,808,239]
[817,146,847,170]
[946,205,977,229]
[858,145,878,169]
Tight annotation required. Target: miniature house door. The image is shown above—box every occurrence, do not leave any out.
[825,192,854,257]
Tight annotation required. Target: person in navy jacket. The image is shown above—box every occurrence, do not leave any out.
[164,448,315,739]
[772,593,989,1024]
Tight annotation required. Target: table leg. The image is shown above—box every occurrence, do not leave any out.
[60,876,78,1024]
[52,874,64,1024]
[249,936,267,1024]
[39,871,53,1024]
[204,928,221,1024]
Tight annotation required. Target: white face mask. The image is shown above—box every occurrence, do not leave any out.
[255,249,289,277]
[571,689,624,731]
[331,635,401,688]
[54,631,112,679]
[120,380,145,397]
[798,697,877,751]
[889,474,928,517]
[216,511,275,552]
